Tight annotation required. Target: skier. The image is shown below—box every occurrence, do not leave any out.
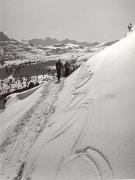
[64,61,71,77]
[128,23,133,32]
[55,59,63,81]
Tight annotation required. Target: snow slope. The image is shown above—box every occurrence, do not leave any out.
[0,29,135,180]
[19,30,135,180]
[0,84,43,138]
[0,80,64,179]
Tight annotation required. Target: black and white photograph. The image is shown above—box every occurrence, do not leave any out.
[0,0,135,179]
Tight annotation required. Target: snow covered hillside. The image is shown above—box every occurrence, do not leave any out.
[0,28,135,180]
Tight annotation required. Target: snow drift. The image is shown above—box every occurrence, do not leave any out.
[0,85,43,139]
[19,29,135,180]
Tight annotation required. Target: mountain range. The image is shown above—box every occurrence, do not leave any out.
[29,37,100,47]
[0,32,118,49]
[0,32,99,47]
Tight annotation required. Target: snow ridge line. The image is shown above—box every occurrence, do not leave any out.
[0,79,64,180]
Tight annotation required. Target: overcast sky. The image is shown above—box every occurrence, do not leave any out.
[0,0,135,42]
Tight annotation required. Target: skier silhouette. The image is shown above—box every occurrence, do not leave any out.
[64,61,71,77]
[128,23,133,32]
[55,59,63,81]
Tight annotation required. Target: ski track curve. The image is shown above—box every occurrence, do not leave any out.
[56,147,113,180]
[0,79,64,180]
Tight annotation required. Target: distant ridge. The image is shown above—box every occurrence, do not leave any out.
[0,32,10,41]
[29,37,100,47]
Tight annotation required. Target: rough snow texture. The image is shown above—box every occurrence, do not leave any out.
[0,80,64,179]
[0,30,135,180]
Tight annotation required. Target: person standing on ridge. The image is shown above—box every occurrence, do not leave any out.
[64,61,71,77]
[128,23,133,32]
[55,59,63,81]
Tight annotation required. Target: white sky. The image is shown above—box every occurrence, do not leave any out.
[0,0,135,42]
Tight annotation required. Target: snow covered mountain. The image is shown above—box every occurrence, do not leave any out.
[29,37,99,47]
[0,33,92,66]
[0,32,117,67]
[0,26,135,180]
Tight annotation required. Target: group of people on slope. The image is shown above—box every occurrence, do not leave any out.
[55,59,71,81]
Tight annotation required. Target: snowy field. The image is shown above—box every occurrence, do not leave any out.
[0,28,135,180]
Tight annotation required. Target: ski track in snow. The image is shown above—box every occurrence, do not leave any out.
[55,65,113,180]
[0,79,64,180]
[73,64,93,89]
[56,147,113,180]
